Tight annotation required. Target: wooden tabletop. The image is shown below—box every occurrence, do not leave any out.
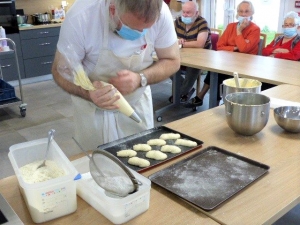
[1,84,299,225]
[164,84,300,225]
[179,48,300,86]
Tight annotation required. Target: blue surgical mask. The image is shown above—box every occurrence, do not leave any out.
[283,27,297,38]
[237,16,251,24]
[181,16,193,25]
[116,19,147,41]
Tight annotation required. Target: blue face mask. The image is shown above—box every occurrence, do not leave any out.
[181,16,193,25]
[283,27,297,38]
[237,16,251,24]
[116,20,147,41]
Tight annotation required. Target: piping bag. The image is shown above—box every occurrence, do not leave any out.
[57,45,142,123]
[73,64,141,123]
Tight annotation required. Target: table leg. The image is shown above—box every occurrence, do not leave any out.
[209,71,219,108]
[154,72,181,120]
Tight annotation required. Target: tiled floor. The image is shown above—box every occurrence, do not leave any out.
[0,76,299,224]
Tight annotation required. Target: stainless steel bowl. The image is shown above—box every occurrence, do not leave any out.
[273,106,300,133]
[220,78,261,100]
[224,92,270,136]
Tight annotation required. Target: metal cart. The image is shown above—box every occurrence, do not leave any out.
[0,38,27,117]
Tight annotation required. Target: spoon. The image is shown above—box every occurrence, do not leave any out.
[233,72,240,88]
[37,129,55,169]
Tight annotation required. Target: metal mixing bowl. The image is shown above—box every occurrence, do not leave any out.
[273,106,300,133]
[224,92,270,136]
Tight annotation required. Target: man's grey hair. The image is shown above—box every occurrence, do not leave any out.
[284,11,300,25]
[182,1,199,11]
[114,0,162,23]
[237,1,255,14]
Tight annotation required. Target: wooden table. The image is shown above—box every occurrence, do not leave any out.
[163,84,300,225]
[0,159,218,224]
[179,48,300,108]
[1,84,299,225]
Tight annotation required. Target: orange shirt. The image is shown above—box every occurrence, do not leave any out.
[217,22,260,55]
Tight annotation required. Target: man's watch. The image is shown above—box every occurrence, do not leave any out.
[139,73,147,87]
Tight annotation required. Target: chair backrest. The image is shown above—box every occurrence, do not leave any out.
[210,28,223,37]
[275,33,283,39]
[211,33,219,51]
[258,33,267,55]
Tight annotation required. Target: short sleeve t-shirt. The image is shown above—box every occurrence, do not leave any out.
[57,0,177,74]
[174,15,212,50]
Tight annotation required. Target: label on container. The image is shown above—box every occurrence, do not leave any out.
[41,187,68,213]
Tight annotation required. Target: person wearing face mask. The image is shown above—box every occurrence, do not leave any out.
[169,1,211,103]
[262,11,300,61]
[185,0,260,108]
[51,0,180,150]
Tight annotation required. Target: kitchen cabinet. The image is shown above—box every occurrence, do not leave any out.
[20,27,60,78]
[0,34,25,81]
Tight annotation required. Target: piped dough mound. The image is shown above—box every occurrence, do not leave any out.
[128,157,150,168]
[159,133,181,140]
[146,150,167,160]
[133,144,152,151]
[161,145,181,153]
[174,138,197,147]
[117,149,137,157]
[147,139,166,146]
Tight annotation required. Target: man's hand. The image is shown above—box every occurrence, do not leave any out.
[237,18,250,34]
[178,38,185,45]
[109,70,140,95]
[89,81,120,109]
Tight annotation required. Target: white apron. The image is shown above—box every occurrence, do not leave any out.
[72,5,154,150]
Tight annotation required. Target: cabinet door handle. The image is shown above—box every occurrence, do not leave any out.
[39,42,51,46]
[1,64,12,68]
[41,61,53,65]
[39,31,49,34]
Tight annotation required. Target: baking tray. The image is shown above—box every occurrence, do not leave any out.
[149,146,270,211]
[97,126,203,172]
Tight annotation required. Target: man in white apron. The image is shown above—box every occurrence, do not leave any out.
[52,0,180,150]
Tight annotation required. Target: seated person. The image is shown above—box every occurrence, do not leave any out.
[185,0,260,107]
[169,1,211,103]
[262,11,300,61]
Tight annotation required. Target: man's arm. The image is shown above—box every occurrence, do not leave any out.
[182,31,208,48]
[51,50,90,100]
[52,50,119,110]
[109,41,180,95]
[145,41,180,83]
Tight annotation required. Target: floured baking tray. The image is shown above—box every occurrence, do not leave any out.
[97,126,203,172]
[149,146,270,211]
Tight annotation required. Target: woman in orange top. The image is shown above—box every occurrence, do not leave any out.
[262,11,300,61]
[185,0,260,108]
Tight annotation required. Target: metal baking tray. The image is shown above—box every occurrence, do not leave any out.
[97,126,203,172]
[149,146,270,211]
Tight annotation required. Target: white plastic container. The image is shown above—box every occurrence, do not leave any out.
[0,26,7,47]
[72,156,151,224]
[8,138,78,223]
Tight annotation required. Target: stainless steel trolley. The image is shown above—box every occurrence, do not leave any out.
[0,38,27,117]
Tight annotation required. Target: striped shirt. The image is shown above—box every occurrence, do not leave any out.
[174,16,211,50]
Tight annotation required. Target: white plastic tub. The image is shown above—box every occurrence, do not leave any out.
[8,138,78,223]
[72,156,151,224]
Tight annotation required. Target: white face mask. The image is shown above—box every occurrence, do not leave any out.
[237,16,251,24]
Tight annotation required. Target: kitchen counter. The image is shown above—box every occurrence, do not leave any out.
[18,23,61,31]
[0,84,299,224]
